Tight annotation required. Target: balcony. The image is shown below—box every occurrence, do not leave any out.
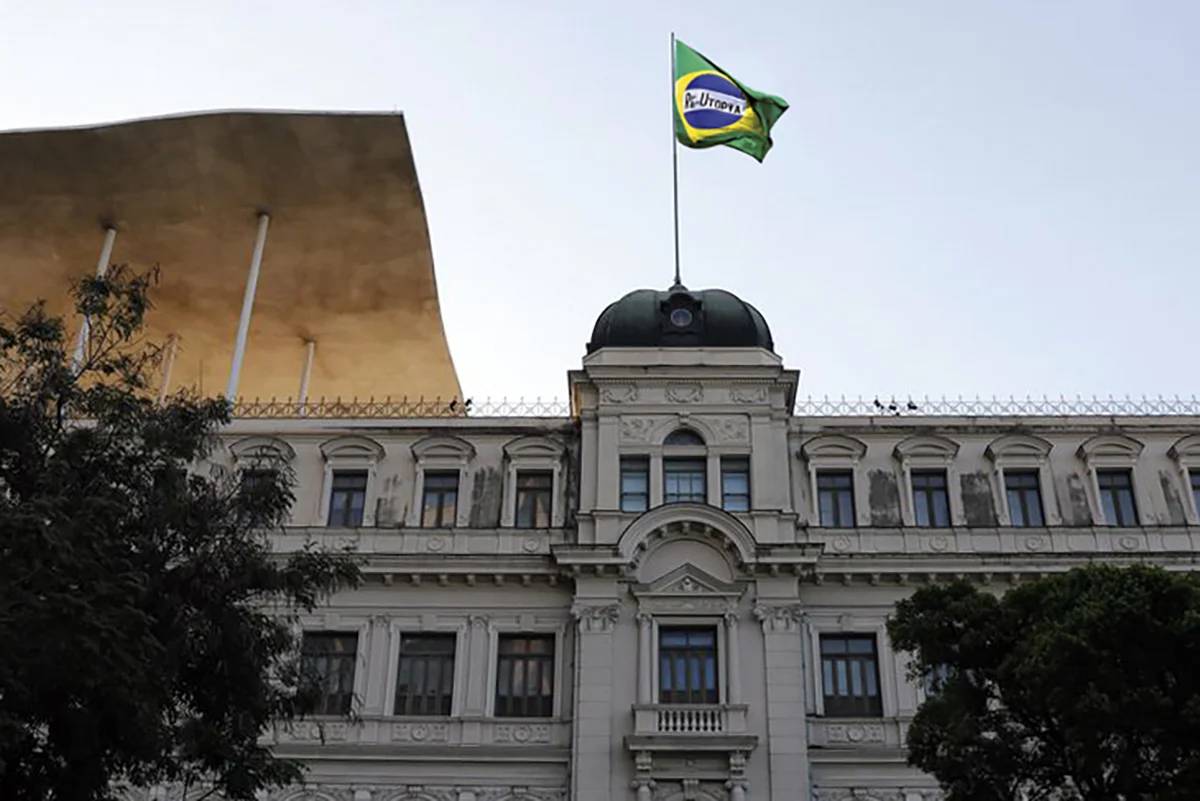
[626,704,757,753]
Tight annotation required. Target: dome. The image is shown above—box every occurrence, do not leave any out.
[587,284,774,353]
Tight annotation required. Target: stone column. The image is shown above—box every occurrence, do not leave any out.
[462,615,490,715]
[570,602,620,801]
[753,603,810,800]
[637,611,654,704]
[724,610,742,704]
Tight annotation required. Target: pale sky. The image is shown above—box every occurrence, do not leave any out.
[2,1,1197,403]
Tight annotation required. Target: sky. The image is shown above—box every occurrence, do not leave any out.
[2,1,1198,403]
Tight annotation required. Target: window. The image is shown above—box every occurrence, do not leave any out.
[301,632,358,715]
[514,471,553,528]
[658,627,719,704]
[1191,471,1200,521]
[421,471,459,527]
[820,634,882,717]
[817,470,855,527]
[721,457,750,511]
[494,634,555,717]
[664,458,706,504]
[1005,471,1045,527]
[911,470,950,527]
[239,468,275,494]
[327,470,368,527]
[1097,469,1137,526]
[621,457,649,512]
[664,428,705,446]
[394,634,457,716]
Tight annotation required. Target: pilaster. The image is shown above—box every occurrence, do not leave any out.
[753,603,811,800]
[570,601,620,801]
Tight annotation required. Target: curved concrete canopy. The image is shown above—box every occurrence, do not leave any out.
[0,110,462,402]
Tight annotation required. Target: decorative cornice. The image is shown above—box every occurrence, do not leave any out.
[752,604,805,633]
[570,602,620,633]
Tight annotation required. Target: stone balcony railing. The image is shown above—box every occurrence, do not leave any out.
[632,704,749,736]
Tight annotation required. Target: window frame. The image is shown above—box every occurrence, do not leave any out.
[484,620,568,720]
[383,618,467,717]
[318,435,385,528]
[894,435,962,528]
[513,470,554,528]
[1077,434,1146,527]
[1168,434,1200,525]
[656,625,721,705]
[801,434,868,528]
[501,436,565,528]
[663,456,708,504]
[1096,468,1139,527]
[985,434,1060,526]
[297,622,370,717]
[817,632,885,718]
[650,615,729,706]
[719,456,751,512]
[815,469,856,528]
[409,436,475,528]
[420,470,461,528]
[392,632,460,717]
[326,469,369,527]
[620,456,651,513]
[807,619,896,719]
[910,469,952,528]
[490,632,559,719]
[1003,470,1046,528]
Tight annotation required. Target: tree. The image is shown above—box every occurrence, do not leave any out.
[887,564,1200,801]
[0,266,361,801]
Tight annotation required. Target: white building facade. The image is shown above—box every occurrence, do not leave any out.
[203,285,1200,801]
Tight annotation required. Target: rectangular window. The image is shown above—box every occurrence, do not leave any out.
[664,457,707,504]
[1005,470,1045,527]
[327,470,368,527]
[515,471,553,528]
[394,634,457,716]
[1191,471,1199,521]
[720,457,750,512]
[620,457,649,513]
[911,470,950,527]
[820,634,883,717]
[1097,469,1138,526]
[421,471,459,527]
[658,627,719,704]
[301,632,358,715]
[816,470,856,527]
[240,468,276,494]
[494,634,555,718]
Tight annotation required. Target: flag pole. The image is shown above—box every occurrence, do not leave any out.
[671,32,682,288]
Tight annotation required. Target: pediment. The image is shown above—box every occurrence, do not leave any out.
[632,563,744,599]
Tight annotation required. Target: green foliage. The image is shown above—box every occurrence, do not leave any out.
[0,266,362,801]
[888,565,1200,801]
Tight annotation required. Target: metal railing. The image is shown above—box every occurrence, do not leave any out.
[229,394,1200,420]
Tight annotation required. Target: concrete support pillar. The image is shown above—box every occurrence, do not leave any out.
[570,601,619,801]
[753,603,811,800]
[71,225,117,373]
[226,212,270,400]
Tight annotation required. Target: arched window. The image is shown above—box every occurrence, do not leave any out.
[664,428,705,447]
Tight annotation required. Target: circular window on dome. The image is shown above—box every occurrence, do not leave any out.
[669,307,693,328]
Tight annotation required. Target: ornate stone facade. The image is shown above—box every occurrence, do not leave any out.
[156,334,1200,801]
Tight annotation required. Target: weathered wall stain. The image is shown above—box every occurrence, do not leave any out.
[468,465,504,528]
[961,472,997,527]
[1161,471,1187,525]
[376,473,403,526]
[1063,473,1093,526]
[868,469,902,527]
[564,430,582,538]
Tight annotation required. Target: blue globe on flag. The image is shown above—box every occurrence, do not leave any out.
[680,72,749,131]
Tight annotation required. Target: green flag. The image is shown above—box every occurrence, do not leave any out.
[673,39,789,163]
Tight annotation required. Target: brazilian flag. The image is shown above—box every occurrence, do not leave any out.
[673,39,789,163]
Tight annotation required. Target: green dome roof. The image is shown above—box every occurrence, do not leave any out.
[587,284,774,353]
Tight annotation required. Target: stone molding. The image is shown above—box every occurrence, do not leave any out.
[752,604,805,633]
[570,602,620,633]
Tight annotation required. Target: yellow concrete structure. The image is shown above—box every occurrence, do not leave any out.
[0,110,462,402]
